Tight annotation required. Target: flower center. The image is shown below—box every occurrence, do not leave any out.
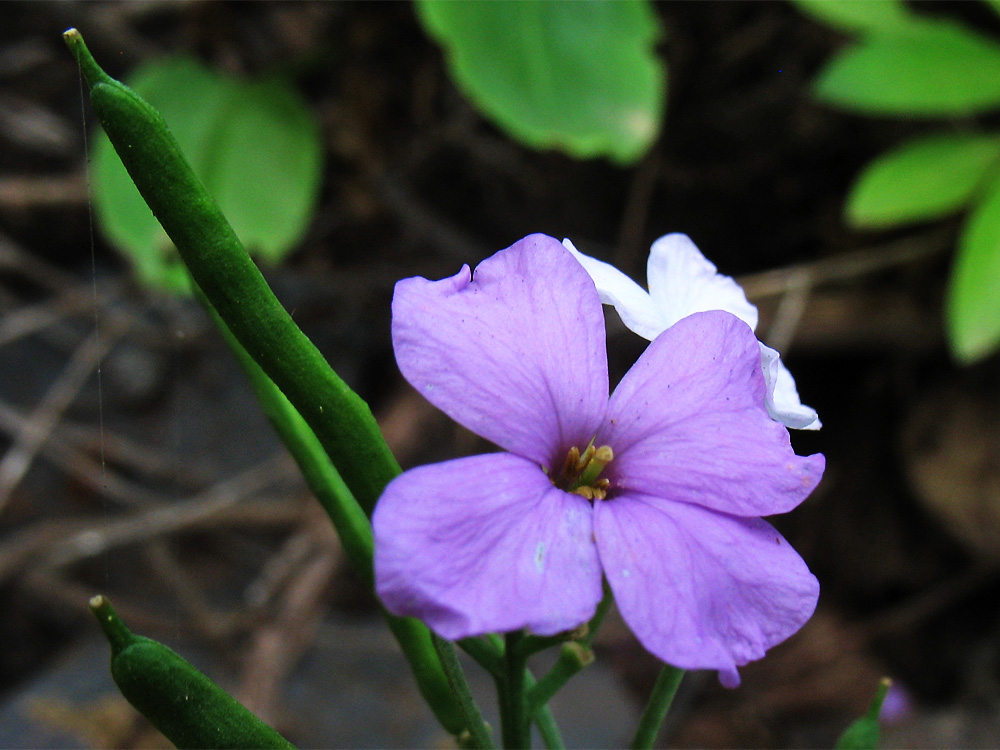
[551,441,614,501]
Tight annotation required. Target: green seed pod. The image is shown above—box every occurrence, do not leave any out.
[63,28,465,738]
[61,26,398,520]
[90,595,293,749]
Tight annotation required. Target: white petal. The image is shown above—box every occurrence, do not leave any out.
[562,239,667,340]
[759,344,821,430]
[646,234,759,331]
[566,235,821,431]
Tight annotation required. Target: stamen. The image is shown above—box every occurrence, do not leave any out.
[555,441,614,500]
[563,446,581,477]
[574,445,613,490]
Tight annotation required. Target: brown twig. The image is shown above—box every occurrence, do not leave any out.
[39,453,300,569]
[0,323,126,515]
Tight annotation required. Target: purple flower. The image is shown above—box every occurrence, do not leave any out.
[373,234,824,686]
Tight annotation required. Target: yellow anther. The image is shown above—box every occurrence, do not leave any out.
[557,441,614,500]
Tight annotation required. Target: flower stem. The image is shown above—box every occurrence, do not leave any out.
[629,664,685,750]
[500,632,531,749]
[525,582,612,713]
[196,284,467,734]
[197,286,374,584]
[530,694,565,750]
[527,642,594,710]
[432,635,495,749]
[459,637,565,749]
[459,637,504,678]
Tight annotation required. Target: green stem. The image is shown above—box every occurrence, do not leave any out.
[63,27,471,738]
[198,287,374,582]
[629,664,685,750]
[432,635,495,750]
[500,632,530,749]
[195,285,464,734]
[525,674,564,750]
[459,637,504,678]
[527,642,594,710]
[459,636,565,749]
[525,583,612,713]
[63,28,399,516]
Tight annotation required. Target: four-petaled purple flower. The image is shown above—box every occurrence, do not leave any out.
[373,234,824,687]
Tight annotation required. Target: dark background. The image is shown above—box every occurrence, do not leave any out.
[2,2,1000,747]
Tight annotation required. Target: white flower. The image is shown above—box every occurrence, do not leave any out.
[564,234,821,430]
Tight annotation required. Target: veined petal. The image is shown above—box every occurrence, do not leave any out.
[601,311,824,517]
[645,234,759,332]
[562,239,666,340]
[760,344,821,430]
[392,234,608,466]
[373,453,603,639]
[594,494,819,684]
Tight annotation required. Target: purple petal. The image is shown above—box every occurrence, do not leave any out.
[600,310,824,517]
[373,453,603,640]
[392,234,609,467]
[594,493,819,683]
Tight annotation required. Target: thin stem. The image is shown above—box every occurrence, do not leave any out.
[527,642,593,710]
[581,580,614,647]
[500,632,530,749]
[524,672,564,750]
[195,285,462,734]
[459,637,504,679]
[525,582,613,713]
[629,664,685,750]
[432,635,495,750]
[460,636,565,748]
[197,288,374,582]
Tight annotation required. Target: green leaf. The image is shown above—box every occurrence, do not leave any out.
[208,77,323,265]
[947,171,1000,362]
[813,18,1000,116]
[790,0,912,35]
[416,0,665,165]
[93,57,322,294]
[846,132,1000,227]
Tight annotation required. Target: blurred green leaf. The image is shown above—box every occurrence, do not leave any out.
[93,57,322,294]
[790,0,912,35]
[416,0,665,165]
[948,171,1000,362]
[813,18,1000,116]
[846,132,1000,227]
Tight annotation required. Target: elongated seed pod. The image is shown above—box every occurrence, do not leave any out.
[61,27,399,519]
[63,29,465,734]
[91,596,293,749]
[63,28,465,737]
